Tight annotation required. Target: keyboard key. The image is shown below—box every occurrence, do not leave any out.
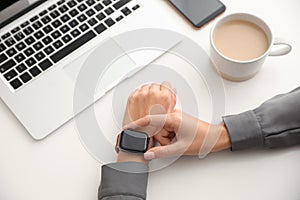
[94,23,107,34]
[20,72,32,83]
[15,53,26,62]
[7,48,17,57]
[67,0,77,8]
[39,10,48,17]
[50,10,60,19]
[24,47,35,56]
[88,18,97,26]
[39,59,53,71]
[96,13,106,21]
[42,36,53,45]
[62,34,72,43]
[44,46,54,55]
[103,0,112,6]
[61,14,71,22]
[25,36,35,45]
[78,14,87,22]
[59,5,69,13]
[69,8,79,17]
[104,7,114,15]
[5,38,16,47]
[1,32,11,40]
[10,78,23,89]
[30,15,39,22]
[121,7,131,16]
[0,54,8,64]
[86,0,96,6]
[21,21,30,28]
[71,29,80,38]
[79,23,89,32]
[104,18,115,27]
[78,4,87,11]
[14,32,25,41]
[52,19,62,28]
[34,52,46,61]
[60,25,70,33]
[86,9,96,17]
[0,59,16,73]
[29,66,41,77]
[0,43,6,52]
[24,26,34,35]
[15,42,26,51]
[53,40,64,49]
[113,0,131,9]
[51,30,62,39]
[32,21,43,30]
[116,15,123,21]
[41,16,52,25]
[44,46,55,55]
[25,57,37,67]
[69,19,79,28]
[48,4,57,11]
[57,0,66,5]
[94,3,104,11]
[50,30,96,63]
[16,63,27,73]
[132,4,140,10]
[4,69,18,81]
[34,31,44,39]
[11,27,20,34]
[43,25,54,34]
[33,42,44,51]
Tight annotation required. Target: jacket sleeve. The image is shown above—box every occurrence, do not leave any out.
[223,87,300,151]
[98,162,149,200]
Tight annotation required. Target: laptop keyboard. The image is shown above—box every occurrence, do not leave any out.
[0,0,141,91]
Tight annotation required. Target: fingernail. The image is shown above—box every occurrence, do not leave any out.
[144,152,155,160]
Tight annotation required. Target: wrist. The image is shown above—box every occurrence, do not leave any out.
[212,123,231,152]
[117,151,147,163]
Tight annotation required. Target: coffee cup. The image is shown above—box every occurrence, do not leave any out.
[210,13,292,81]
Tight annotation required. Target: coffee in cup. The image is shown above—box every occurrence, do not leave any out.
[210,13,292,81]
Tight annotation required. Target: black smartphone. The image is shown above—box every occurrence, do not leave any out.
[168,0,226,28]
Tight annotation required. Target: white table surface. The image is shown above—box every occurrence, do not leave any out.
[1,0,300,200]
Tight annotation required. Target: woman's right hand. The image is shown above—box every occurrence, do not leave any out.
[124,110,231,160]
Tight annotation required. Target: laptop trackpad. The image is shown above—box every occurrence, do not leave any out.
[63,38,136,98]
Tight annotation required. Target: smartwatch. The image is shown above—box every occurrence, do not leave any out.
[116,129,150,153]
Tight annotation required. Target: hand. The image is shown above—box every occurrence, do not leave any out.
[123,82,176,126]
[118,82,176,163]
[124,110,231,160]
[122,81,176,145]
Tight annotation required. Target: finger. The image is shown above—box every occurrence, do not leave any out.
[154,134,172,146]
[140,84,150,93]
[144,143,181,160]
[149,83,160,92]
[160,81,172,91]
[167,92,177,113]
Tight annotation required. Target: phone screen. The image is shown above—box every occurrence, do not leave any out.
[169,0,226,28]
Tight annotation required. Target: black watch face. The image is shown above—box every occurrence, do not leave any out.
[120,129,149,153]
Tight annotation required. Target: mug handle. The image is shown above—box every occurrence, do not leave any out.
[269,37,292,56]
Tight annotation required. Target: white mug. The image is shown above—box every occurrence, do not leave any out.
[210,13,292,81]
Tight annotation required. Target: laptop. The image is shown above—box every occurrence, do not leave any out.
[0,0,183,140]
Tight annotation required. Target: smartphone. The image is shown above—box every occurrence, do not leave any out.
[168,0,226,28]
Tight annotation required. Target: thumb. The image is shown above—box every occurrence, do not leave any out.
[144,143,180,160]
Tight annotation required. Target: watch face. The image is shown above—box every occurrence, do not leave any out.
[120,129,149,153]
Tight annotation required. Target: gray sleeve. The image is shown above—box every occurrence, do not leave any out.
[223,87,300,151]
[98,162,149,200]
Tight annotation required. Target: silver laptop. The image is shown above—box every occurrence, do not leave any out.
[0,0,183,139]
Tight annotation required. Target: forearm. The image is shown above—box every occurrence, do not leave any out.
[223,86,300,151]
[99,153,148,200]
[99,162,148,200]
